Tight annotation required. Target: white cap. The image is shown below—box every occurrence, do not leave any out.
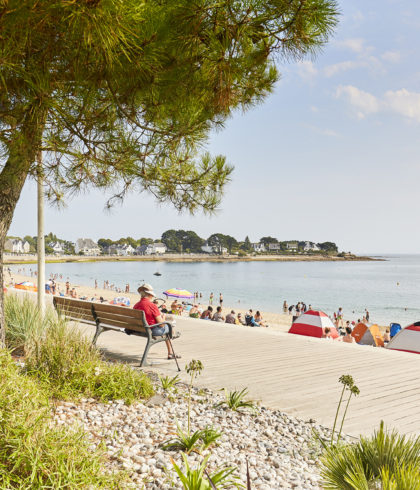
[137,283,155,297]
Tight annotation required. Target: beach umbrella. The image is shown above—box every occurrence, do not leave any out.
[163,288,194,300]
[15,281,38,292]
[112,296,130,306]
[288,310,339,339]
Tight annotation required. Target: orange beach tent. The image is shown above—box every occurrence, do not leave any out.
[351,322,384,347]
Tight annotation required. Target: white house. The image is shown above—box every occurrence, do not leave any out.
[22,240,31,253]
[201,242,227,254]
[48,242,65,254]
[136,243,167,255]
[286,241,298,251]
[201,243,214,254]
[251,242,266,253]
[109,244,135,256]
[268,242,280,252]
[75,238,101,255]
[303,241,320,252]
[4,239,30,253]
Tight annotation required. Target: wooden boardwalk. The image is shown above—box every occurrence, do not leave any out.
[96,317,420,438]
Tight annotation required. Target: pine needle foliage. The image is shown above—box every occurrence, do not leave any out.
[0,0,339,212]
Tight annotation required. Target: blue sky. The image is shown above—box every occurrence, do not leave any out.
[9,0,420,253]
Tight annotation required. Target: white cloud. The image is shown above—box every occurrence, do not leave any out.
[335,85,380,118]
[336,85,420,123]
[381,50,401,63]
[337,38,371,54]
[324,60,365,77]
[297,60,318,81]
[384,89,420,122]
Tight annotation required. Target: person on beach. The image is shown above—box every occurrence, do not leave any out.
[336,307,343,327]
[236,313,245,325]
[201,306,213,320]
[219,293,223,306]
[322,327,333,339]
[65,281,70,295]
[209,292,214,305]
[342,326,355,343]
[283,300,288,313]
[212,306,225,322]
[383,329,391,343]
[131,283,180,360]
[189,305,200,318]
[254,311,269,327]
[365,309,370,322]
[225,310,236,324]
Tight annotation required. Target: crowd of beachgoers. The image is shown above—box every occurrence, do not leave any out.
[4,267,394,343]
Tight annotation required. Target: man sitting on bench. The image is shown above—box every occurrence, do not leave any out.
[131,283,181,360]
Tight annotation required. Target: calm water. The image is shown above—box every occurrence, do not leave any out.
[8,255,420,325]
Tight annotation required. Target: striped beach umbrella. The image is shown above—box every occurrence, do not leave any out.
[163,288,194,300]
[288,310,339,339]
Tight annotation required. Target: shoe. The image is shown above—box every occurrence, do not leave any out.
[172,331,181,339]
[168,354,181,359]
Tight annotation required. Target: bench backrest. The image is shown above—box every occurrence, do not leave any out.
[53,297,149,334]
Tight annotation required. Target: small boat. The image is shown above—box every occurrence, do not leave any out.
[153,272,162,276]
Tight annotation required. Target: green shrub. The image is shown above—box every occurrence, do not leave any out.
[4,293,47,353]
[215,388,258,414]
[0,349,124,488]
[25,318,154,403]
[5,295,154,403]
[320,422,420,489]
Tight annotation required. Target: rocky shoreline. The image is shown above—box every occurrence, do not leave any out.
[53,377,352,489]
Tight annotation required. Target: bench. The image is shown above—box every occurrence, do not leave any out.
[53,296,180,369]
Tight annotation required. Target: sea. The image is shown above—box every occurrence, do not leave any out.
[7,254,420,326]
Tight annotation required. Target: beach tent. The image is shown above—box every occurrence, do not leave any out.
[288,310,339,339]
[351,322,384,347]
[390,323,402,338]
[386,322,420,354]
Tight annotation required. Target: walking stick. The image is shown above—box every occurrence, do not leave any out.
[168,338,181,372]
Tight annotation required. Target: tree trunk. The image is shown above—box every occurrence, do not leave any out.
[0,108,46,346]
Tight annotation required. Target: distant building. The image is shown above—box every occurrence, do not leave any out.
[303,241,320,252]
[48,242,65,254]
[201,242,227,254]
[268,243,280,252]
[251,242,266,253]
[286,241,298,251]
[75,238,101,255]
[135,243,167,255]
[4,238,30,254]
[201,243,214,254]
[107,244,135,256]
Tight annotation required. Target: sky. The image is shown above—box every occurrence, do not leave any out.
[8,0,420,254]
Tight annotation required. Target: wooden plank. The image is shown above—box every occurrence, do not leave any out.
[94,310,146,327]
[93,303,145,319]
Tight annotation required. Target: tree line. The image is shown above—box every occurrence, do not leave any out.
[7,231,338,255]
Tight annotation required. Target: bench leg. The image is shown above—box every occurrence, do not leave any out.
[92,325,104,346]
[140,339,153,367]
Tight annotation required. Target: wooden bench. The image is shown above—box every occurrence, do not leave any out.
[53,296,180,369]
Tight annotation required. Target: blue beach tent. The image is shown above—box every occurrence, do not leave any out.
[390,323,401,338]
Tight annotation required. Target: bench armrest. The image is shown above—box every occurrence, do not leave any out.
[148,321,175,338]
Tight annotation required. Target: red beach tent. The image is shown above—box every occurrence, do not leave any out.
[288,310,339,339]
[386,322,420,355]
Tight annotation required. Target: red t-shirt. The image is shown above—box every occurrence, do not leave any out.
[133,297,161,326]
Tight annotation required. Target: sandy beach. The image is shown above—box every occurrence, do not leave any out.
[4,269,294,332]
